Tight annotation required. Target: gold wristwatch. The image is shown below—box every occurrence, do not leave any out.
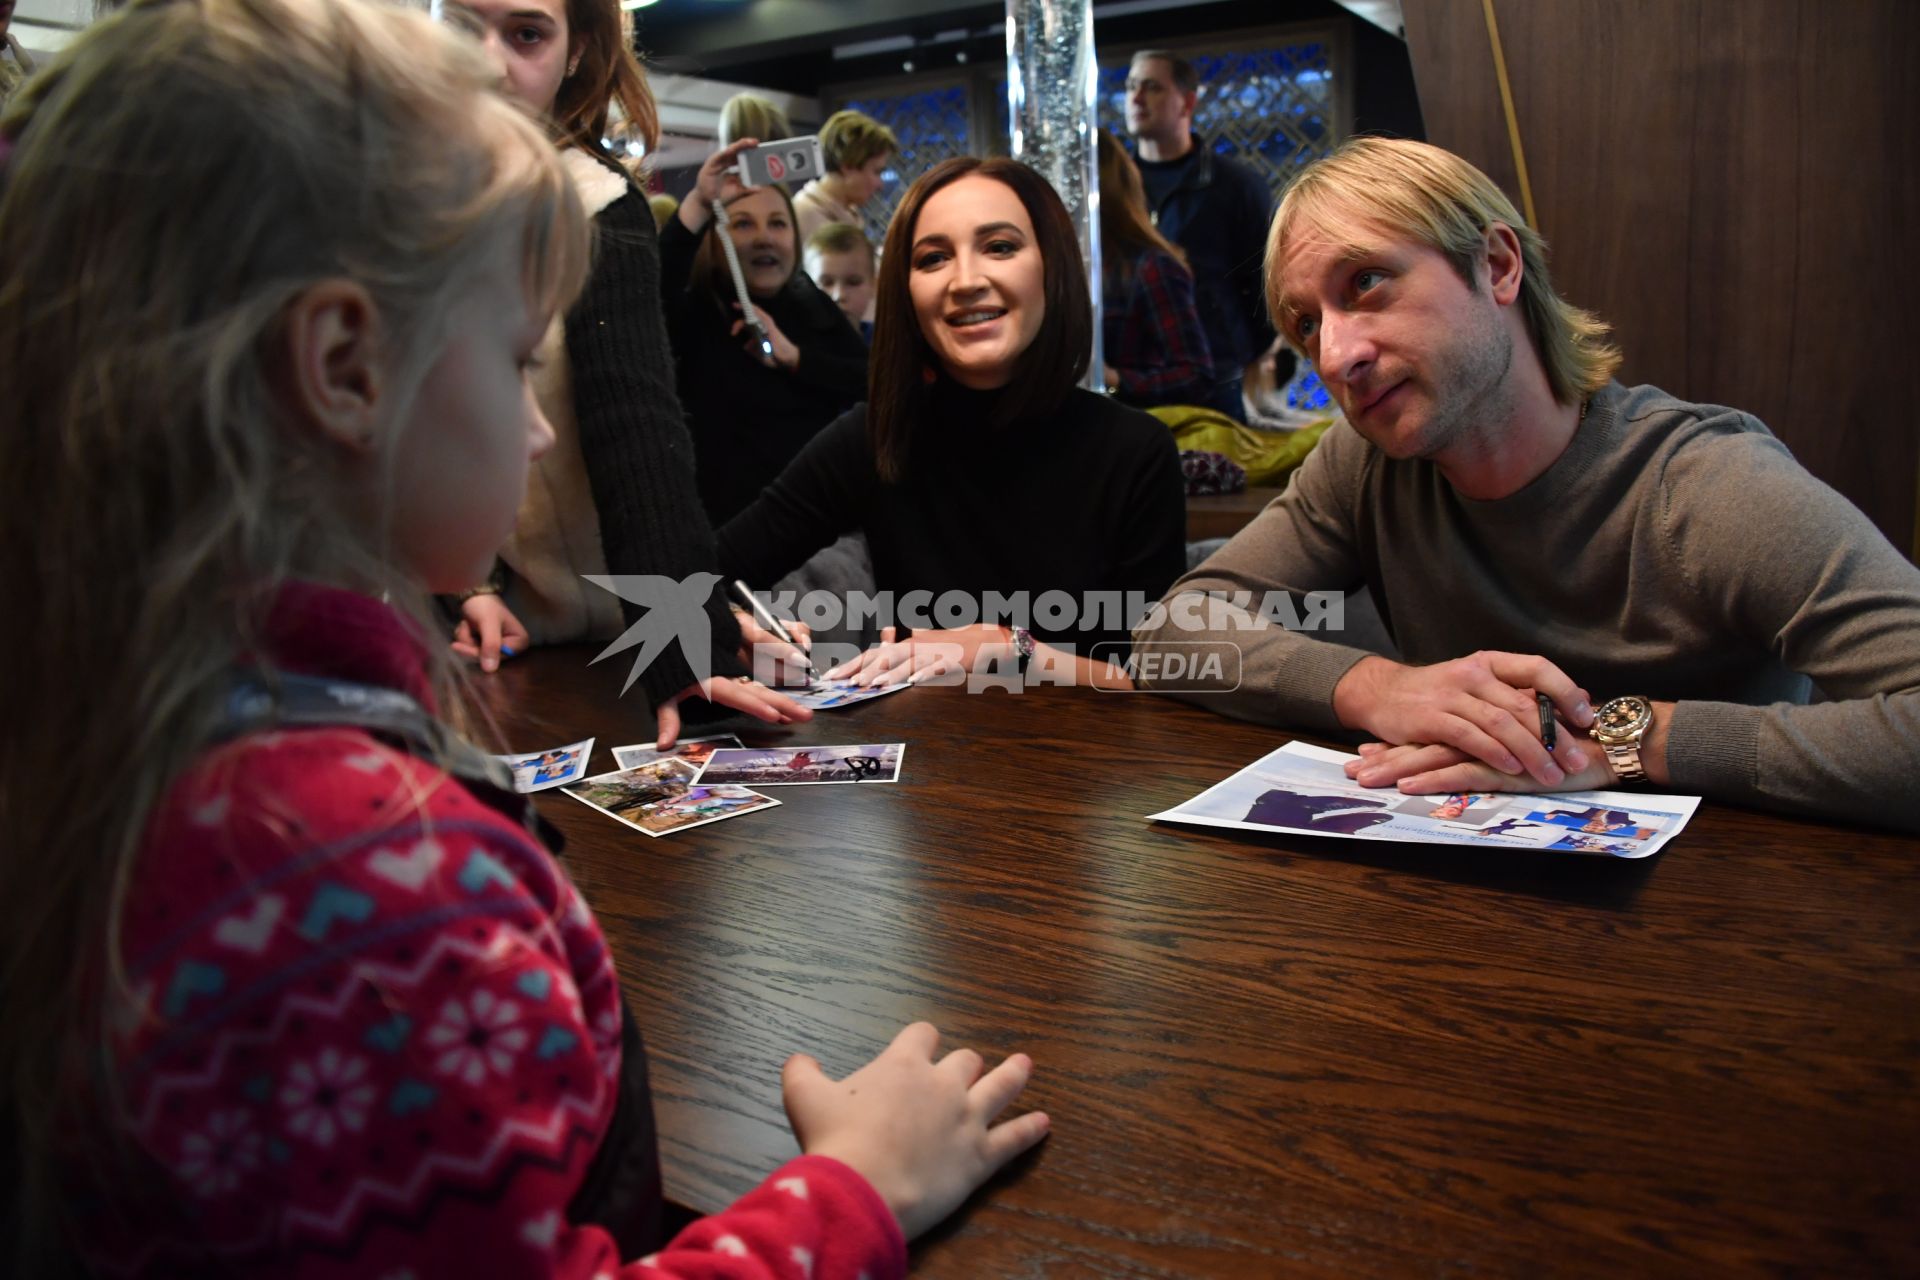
[1591,695,1654,785]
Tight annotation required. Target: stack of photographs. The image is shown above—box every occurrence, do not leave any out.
[560,735,908,838]
[562,753,781,838]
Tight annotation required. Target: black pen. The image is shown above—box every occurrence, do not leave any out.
[730,579,815,677]
[1537,692,1557,752]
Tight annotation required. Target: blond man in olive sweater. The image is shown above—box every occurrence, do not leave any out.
[1135,138,1920,832]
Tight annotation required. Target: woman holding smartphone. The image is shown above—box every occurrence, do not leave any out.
[662,139,870,526]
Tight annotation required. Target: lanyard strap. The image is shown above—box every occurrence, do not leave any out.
[216,671,563,853]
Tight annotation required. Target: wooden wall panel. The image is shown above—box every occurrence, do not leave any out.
[1686,0,1800,425]
[1401,0,1920,557]
[1780,1,1917,551]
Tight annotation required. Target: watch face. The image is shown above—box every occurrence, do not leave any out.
[1595,696,1652,739]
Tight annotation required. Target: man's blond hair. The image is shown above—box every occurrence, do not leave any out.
[1268,137,1620,405]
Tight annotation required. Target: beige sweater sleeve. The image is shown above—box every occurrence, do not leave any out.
[1655,428,1920,831]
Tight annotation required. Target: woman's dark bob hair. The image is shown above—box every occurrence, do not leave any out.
[867,157,1092,480]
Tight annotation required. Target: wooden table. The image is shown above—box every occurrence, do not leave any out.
[484,649,1920,1277]
[1187,486,1284,542]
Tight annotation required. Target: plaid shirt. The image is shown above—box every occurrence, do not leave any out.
[1103,246,1215,408]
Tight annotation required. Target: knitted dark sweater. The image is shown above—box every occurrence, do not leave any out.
[657,213,869,526]
[562,159,745,701]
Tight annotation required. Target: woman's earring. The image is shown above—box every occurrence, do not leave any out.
[567,56,581,76]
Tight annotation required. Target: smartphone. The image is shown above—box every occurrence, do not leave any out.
[737,136,825,187]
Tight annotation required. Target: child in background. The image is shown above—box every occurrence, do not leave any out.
[805,221,878,344]
[0,1,1047,1275]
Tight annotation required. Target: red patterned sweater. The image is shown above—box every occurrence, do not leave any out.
[74,583,905,1278]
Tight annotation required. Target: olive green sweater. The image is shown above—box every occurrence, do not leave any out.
[1135,381,1920,832]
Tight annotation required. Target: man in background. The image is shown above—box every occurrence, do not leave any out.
[1124,48,1274,418]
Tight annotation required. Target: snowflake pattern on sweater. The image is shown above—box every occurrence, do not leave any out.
[71,583,905,1279]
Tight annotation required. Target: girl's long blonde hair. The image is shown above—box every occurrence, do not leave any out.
[0,0,589,1264]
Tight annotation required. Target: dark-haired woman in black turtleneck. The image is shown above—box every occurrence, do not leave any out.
[717,157,1185,689]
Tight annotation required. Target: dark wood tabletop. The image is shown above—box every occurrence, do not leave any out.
[481,647,1919,1278]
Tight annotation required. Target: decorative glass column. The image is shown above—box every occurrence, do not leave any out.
[1005,0,1103,391]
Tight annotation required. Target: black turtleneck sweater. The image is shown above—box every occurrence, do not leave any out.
[715,383,1187,655]
[658,214,869,526]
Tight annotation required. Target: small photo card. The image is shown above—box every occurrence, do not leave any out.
[1391,791,1512,827]
[561,758,780,838]
[784,679,910,711]
[696,743,906,786]
[612,733,743,772]
[496,737,595,793]
[1526,805,1660,841]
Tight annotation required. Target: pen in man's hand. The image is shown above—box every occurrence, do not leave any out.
[1537,692,1557,752]
[729,579,815,677]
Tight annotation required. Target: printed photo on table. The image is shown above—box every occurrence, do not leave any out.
[1528,806,1660,840]
[612,733,744,771]
[1150,742,1698,857]
[496,737,596,793]
[561,758,700,823]
[697,743,906,786]
[1392,792,1511,827]
[562,759,779,837]
[626,783,782,837]
[784,679,911,711]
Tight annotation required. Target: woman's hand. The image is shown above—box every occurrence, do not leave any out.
[784,1022,1049,1241]
[653,675,812,750]
[731,302,799,370]
[452,594,529,673]
[732,607,814,686]
[824,624,1012,688]
[677,137,758,235]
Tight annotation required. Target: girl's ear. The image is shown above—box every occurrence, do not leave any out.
[277,280,385,453]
